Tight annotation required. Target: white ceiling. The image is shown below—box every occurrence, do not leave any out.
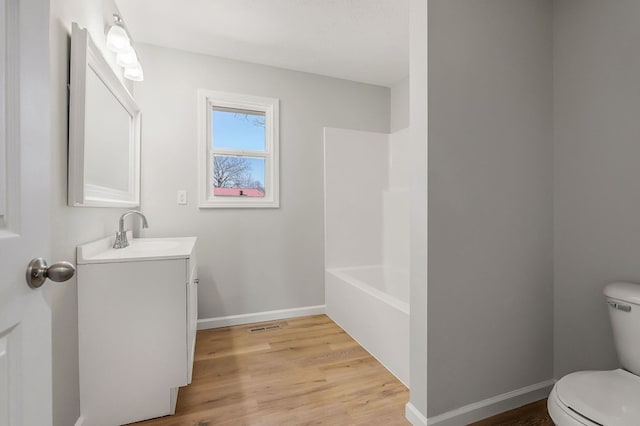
[115,0,409,87]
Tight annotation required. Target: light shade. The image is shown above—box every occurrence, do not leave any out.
[124,63,144,82]
[116,47,138,68]
[106,15,143,82]
[106,25,130,53]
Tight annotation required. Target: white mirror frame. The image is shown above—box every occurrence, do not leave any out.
[68,23,141,208]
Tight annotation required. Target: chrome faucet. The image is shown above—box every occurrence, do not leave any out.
[113,210,149,249]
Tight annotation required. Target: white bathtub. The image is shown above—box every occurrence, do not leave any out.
[325,265,409,386]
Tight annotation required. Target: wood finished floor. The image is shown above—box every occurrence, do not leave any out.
[130,315,410,425]
[469,399,554,426]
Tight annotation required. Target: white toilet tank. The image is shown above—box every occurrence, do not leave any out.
[604,281,640,375]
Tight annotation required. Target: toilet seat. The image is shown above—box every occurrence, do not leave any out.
[548,385,596,425]
[549,369,640,426]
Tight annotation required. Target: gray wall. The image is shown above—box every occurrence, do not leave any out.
[428,0,554,416]
[391,76,410,132]
[49,1,133,425]
[134,44,390,319]
[553,0,640,378]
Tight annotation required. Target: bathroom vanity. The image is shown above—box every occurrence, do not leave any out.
[76,233,197,425]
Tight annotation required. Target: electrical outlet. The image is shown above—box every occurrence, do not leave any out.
[177,190,188,205]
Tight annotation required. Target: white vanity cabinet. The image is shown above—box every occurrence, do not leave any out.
[76,234,197,426]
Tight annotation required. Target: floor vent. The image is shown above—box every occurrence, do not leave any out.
[249,324,281,333]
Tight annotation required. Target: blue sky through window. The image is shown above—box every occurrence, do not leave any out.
[212,109,265,151]
[245,157,265,186]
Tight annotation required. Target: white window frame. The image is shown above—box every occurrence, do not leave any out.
[198,89,279,208]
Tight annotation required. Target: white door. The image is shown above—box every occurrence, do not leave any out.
[0,0,66,424]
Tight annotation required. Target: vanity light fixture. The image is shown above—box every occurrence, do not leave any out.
[106,14,144,81]
[123,65,144,82]
[115,47,137,67]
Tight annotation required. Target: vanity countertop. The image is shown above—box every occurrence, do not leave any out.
[77,232,196,264]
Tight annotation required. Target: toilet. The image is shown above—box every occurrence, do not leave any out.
[548,282,640,425]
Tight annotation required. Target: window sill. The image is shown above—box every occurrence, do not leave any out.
[198,198,280,209]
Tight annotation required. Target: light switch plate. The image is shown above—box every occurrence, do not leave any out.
[177,190,188,205]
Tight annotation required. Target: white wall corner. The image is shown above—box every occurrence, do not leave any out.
[197,305,326,330]
[406,402,428,426]
[425,380,555,426]
[74,416,84,426]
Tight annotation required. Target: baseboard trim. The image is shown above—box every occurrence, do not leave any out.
[197,305,326,330]
[74,416,84,426]
[426,379,555,426]
[406,402,428,426]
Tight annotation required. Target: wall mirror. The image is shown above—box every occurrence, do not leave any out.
[68,23,141,207]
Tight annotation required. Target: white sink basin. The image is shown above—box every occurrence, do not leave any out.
[126,239,183,253]
[77,232,197,264]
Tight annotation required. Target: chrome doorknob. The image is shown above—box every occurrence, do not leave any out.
[26,258,76,289]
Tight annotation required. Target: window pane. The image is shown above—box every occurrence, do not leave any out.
[212,108,266,151]
[212,155,265,198]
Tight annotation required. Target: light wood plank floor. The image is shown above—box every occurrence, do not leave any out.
[469,399,553,426]
[130,315,410,425]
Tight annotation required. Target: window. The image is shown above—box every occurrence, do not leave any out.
[198,90,279,208]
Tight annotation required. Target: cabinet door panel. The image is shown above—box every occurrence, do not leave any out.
[186,257,198,383]
[78,259,187,426]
